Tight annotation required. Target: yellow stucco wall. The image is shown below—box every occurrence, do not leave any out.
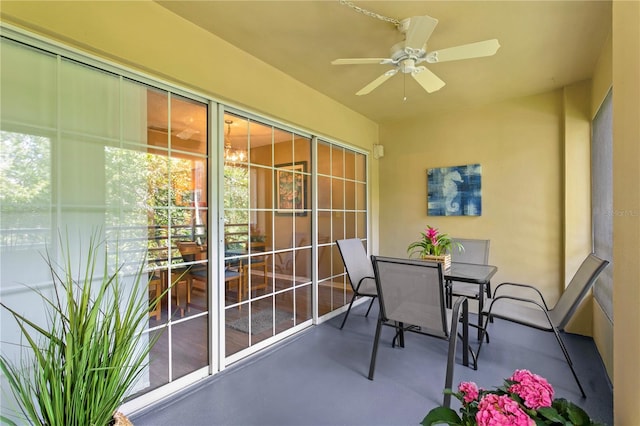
[562,80,594,337]
[612,1,640,424]
[378,91,565,303]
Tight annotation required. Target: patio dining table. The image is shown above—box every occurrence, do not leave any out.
[444,262,498,340]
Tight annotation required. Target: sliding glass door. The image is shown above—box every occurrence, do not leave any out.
[1,29,370,412]
[0,37,210,403]
[317,140,368,315]
[223,111,313,360]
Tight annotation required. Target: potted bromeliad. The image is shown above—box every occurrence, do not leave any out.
[422,369,602,425]
[407,225,463,270]
[0,231,167,426]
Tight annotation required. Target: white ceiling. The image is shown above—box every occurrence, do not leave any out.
[155,1,611,123]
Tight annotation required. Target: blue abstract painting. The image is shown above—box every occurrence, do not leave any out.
[427,164,482,216]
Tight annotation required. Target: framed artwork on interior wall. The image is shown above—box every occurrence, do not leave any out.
[427,163,482,216]
[275,161,307,216]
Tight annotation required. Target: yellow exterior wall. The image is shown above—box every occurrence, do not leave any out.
[612,1,640,424]
[562,81,593,336]
[590,30,613,383]
[592,32,613,118]
[0,0,381,249]
[378,92,565,302]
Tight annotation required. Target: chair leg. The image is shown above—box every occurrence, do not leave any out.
[552,328,587,398]
[368,317,383,380]
[445,298,467,407]
[364,296,376,317]
[475,314,492,366]
[391,322,405,348]
[339,293,358,329]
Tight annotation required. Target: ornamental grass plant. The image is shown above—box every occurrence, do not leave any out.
[421,369,603,426]
[0,232,167,426]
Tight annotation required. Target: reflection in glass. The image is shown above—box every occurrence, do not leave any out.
[225,305,250,356]
[344,150,356,180]
[275,290,295,334]
[172,316,208,380]
[331,145,344,177]
[317,141,331,175]
[249,120,273,167]
[295,248,312,284]
[0,132,51,257]
[355,152,367,182]
[250,296,275,346]
[317,245,332,280]
[144,328,169,393]
[295,285,313,322]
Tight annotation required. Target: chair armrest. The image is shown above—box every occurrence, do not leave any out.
[355,276,375,291]
[487,294,549,315]
[451,296,468,323]
[492,282,549,310]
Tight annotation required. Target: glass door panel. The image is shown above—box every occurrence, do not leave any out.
[223,111,312,360]
[316,140,368,317]
[145,89,209,391]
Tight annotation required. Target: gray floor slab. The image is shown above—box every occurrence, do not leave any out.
[132,303,613,426]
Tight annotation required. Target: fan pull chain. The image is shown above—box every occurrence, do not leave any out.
[403,66,407,101]
[338,0,401,29]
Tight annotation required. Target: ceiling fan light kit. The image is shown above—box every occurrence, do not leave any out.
[332,7,500,96]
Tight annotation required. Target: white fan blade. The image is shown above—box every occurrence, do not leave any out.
[429,39,500,63]
[356,69,398,96]
[332,58,391,65]
[404,15,439,49]
[411,67,445,93]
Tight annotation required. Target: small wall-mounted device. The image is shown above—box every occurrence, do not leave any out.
[373,144,384,159]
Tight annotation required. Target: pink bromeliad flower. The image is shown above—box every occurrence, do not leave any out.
[425,226,439,246]
[476,394,534,426]
[508,369,554,410]
[458,381,479,403]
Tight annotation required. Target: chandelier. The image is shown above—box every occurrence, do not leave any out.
[224,119,247,163]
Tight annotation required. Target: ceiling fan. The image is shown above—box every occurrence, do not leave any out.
[332,15,500,96]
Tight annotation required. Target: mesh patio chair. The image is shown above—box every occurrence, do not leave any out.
[448,238,492,340]
[478,253,609,397]
[368,256,470,408]
[336,238,377,330]
[448,238,491,302]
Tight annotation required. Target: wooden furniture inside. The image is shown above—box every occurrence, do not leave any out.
[224,224,269,305]
[241,241,269,300]
[176,241,208,312]
[148,273,163,321]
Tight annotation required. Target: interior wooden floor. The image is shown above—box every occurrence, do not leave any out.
[132,301,613,425]
[140,276,350,392]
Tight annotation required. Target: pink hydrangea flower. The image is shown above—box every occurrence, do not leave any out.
[476,394,534,426]
[458,381,479,403]
[508,369,554,409]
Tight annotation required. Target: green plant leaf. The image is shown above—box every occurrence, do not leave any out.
[537,406,567,423]
[0,414,19,426]
[0,229,165,426]
[421,406,463,425]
